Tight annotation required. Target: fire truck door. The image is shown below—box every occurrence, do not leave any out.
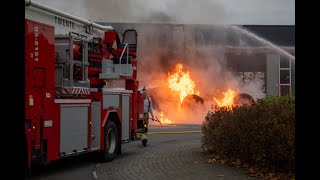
[91,102,101,150]
[122,94,131,142]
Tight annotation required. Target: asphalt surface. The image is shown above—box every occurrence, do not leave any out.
[28,125,259,180]
[27,153,97,180]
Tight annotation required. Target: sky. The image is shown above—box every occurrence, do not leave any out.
[224,0,295,25]
[32,0,295,25]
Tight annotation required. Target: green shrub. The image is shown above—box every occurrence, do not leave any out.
[202,95,295,172]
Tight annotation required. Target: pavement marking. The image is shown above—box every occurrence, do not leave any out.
[148,131,202,134]
[96,163,100,167]
[93,171,98,179]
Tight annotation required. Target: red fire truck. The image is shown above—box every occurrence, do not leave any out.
[24,0,145,170]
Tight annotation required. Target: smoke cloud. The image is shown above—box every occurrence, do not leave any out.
[33,0,228,24]
[33,0,268,125]
[129,24,245,125]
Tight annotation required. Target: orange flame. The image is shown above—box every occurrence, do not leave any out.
[159,111,173,124]
[168,64,200,107]
[213,89,236,109]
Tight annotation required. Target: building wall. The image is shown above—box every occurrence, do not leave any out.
[266,54,280,96]
[291,59,295,95]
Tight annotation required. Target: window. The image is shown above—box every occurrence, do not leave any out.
[279,55,292,96]
[280,70,290,84]
[280,56,290,68]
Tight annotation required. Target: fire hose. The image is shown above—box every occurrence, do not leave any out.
[150,116,163,127]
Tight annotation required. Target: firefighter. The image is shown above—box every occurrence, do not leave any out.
[140,86,155,147]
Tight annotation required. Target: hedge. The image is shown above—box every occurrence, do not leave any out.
[202,95,295,172]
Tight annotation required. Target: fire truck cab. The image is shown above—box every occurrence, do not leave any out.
[24,0,144,169]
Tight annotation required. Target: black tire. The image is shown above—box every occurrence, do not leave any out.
[99,121,119,162]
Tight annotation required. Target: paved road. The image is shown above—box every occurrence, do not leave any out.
[29,125,259,180]
[28,153,97,180]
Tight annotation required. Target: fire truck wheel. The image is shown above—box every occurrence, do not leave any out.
[100,121,119,162]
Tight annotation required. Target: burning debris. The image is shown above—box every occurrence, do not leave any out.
[181,94,205,110]
[213,89,236,109]
[167,63,200,111]
[233,93,254,106]
[149,63,255,125]
[159,111,173,124]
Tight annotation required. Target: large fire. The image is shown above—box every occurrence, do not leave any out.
[167,64,200,107]
[213,89,236,109]
[154,63,239,125]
